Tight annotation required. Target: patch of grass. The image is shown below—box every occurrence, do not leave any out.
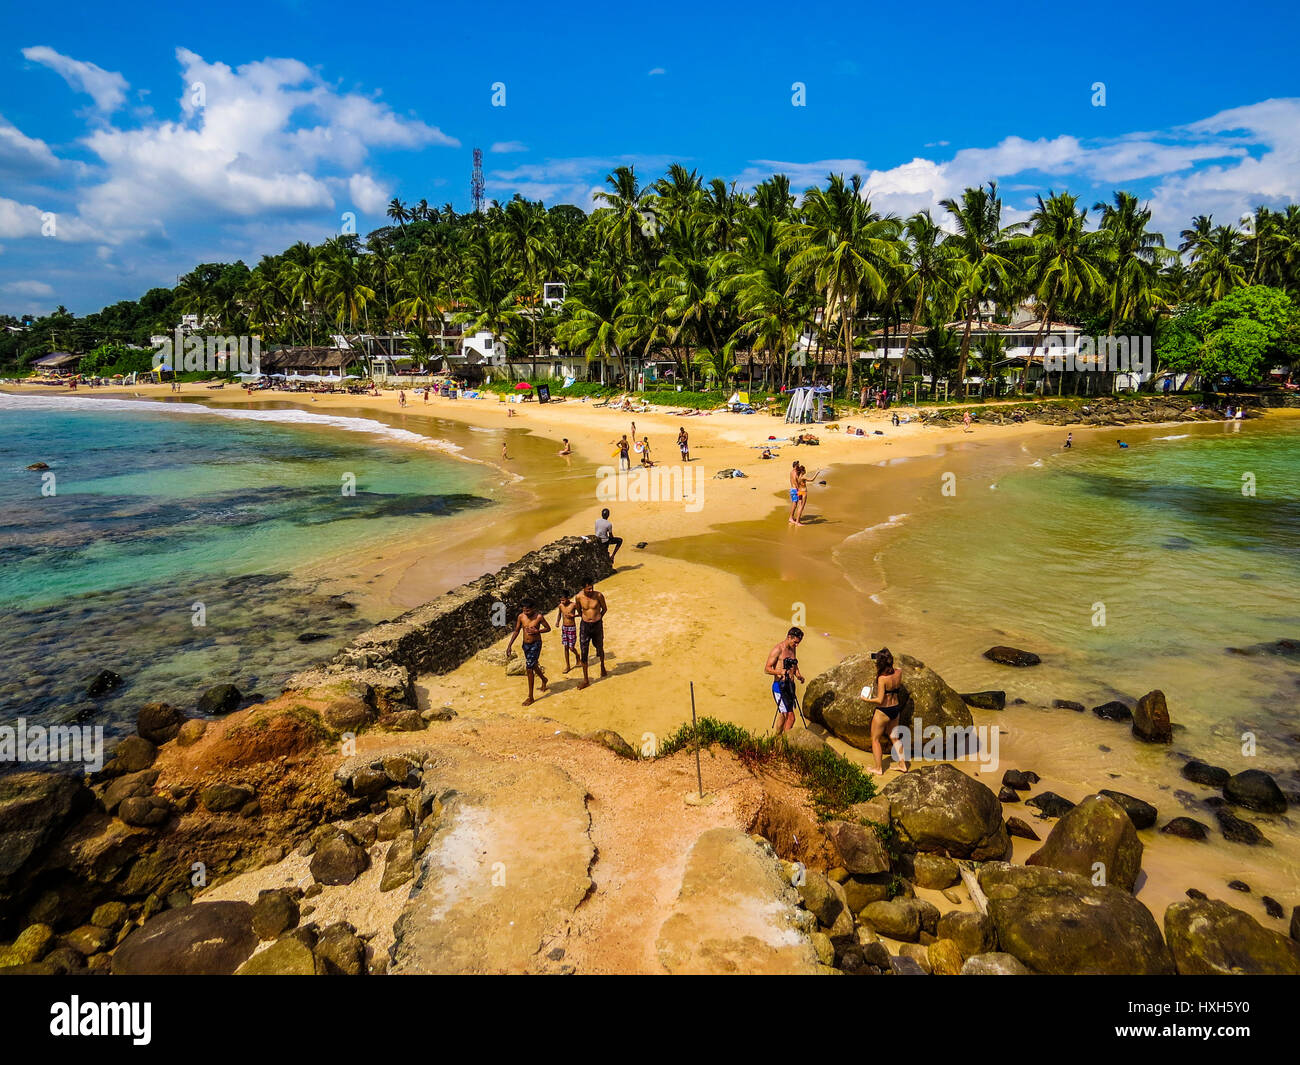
[657,716,876,817]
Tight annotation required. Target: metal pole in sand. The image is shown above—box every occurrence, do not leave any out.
[685,681,713,806]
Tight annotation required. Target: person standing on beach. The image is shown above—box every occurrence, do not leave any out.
[765,627,805,736]
[506,600,551,705]
[865,647,909,774]
[788,461,801,524]
[555,592,579,673]
[595,508,623,563]
[399,389,407,407]
[793,464,810,525]
[1064,432,1072,449]
[962,410,972,432]
[423,387,429,404]
[639,436,654,467]
[575,578,608,689]
[615,435,631,471]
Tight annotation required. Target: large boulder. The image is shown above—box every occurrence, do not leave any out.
[883,764,1009,861]
[804,653,972,751]
[136,702,183,745]
[1026,794,1144,891]
[978,863,1174,975]
[827,820,890,875]
[197,684,242,716]
[1131,690,1172,743]
[983,646,1040,667]
[0,772,92,917]
[1223,769,1287,814]
[111,901,257,975]
[1164,898,1300,974]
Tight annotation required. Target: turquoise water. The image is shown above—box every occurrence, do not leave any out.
[0,394,495,733]
[840,417,1300,771]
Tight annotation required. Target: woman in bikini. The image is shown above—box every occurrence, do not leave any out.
[866,647,909,774]
[793,464,809,525]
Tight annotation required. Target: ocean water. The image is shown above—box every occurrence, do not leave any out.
[837,417,1300,775]
[0,394,496,736]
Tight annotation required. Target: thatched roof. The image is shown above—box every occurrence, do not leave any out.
[259,347,349,370]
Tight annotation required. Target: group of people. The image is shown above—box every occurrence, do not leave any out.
[787,461,813,524]
[505,577,610,705]
[766,628,909,774]
[610,425,690,469]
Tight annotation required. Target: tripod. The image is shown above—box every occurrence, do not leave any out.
[769,676,808,732]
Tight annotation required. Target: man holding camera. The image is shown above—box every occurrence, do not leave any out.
[765,627,805,735]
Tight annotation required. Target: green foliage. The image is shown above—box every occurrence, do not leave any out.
[656,715,877,817]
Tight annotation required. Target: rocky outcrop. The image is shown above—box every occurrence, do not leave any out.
[884,764,1009,860]
[1164,898,1300,974]
[656,830,820,975]
[1131,690,1172,743]
[1025,794,1143,891]
[111,902,258,975]
[804,652,972,750]
[979,863,1174,975]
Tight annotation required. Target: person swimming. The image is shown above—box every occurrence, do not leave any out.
[1117,440,1129,448]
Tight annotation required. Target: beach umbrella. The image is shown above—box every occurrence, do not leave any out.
[514,382,532,390]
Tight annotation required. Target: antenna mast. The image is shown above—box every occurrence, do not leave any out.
[471,147,485,214]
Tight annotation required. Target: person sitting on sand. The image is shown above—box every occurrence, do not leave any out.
[765,627,805,736]
[892,412,900,427]
[575,578,608,689]
[558,438,571,455]
[761,447,773,459]
[555,592,579,673]
[595,507,623,563]
[865,647,909,774]
[505,599,551,705]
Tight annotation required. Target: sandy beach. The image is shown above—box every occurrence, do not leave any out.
[9,379,1299,945]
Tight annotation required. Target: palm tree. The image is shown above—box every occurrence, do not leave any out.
[1094,192,1171,333]
[386,198,410,233]
[1181,217,1245,302]
[557,259,627,385]
[940,183,1017,395]
[897,211,957,380]
[785,174,898,395]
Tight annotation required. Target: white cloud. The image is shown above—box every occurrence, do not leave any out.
[22,46,129,113]
[1,279,54,297]
[490,141,528,153]
[0,115,60,175]
[648,67,666,76]
[346,172,389,215]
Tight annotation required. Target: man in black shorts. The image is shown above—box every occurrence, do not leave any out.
[595,508,623,563]
[575,577,608,689]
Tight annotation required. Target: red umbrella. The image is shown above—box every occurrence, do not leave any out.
[514,382,532,390]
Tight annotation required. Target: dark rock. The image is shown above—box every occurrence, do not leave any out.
[380,832,415,893]
[1161,817,1209,841]
[117,795,173,828]
[1131,690,1173,743]
[1165,898,1300,974]
[376,709,426,732]
[1052,699,1085,712]
[314,922,366,976]
[1025,791,1075,818]
[796,869,843,927]
[827,820,890,875]
[108,735,156,773]
[197,684,242,715]
[87,670,123,698]
[237,936,318,975]
[176,719,207,746]
[101,768,159,814]
[998,787,1020,802]
[1027,794,1143,892]
[1001,769,1034,791]
[980,862,1173,975]
[861,900,920,942]
[1098,789,1158,830]
[199,782,254,813]
[1228,879,1251,892]
[937,911,996,959]
[252,889,299,940]
[1262,896,1283,919]
[911,853,959,890]
[1291,906,1299,941]
[889,954,928,975]
[309,832,369,886]
[1187,888,1207,900]
[1215,807,1270,846]
[0,772,92,899]
[136,702,183,745]
[983,646,1040,667]
[297,632,331,643]
[961,691,1005,710]
[1092,701,1132,722]
[1223,769,1287,814]
[1005,816,1040,841]
[1181,760,1229,787]
[583,729,637,759]
[112,902,257,975]
[883,763,1010,860]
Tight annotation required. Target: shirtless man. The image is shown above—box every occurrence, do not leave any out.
[788,461,801,524]
[765,627,805,735]
[614,435,631,471]
[558,438,572,456]
[574,578,608,689]
[677,426,690,461]
[505,599,550,705]
[555,592,579,673]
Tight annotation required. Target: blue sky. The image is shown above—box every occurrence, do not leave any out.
[3,0,1299,314]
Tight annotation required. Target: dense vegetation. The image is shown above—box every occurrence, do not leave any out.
[5,167,1300,393]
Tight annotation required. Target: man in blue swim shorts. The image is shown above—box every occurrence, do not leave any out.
[764,626,805,735]
[506,599,551,705]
